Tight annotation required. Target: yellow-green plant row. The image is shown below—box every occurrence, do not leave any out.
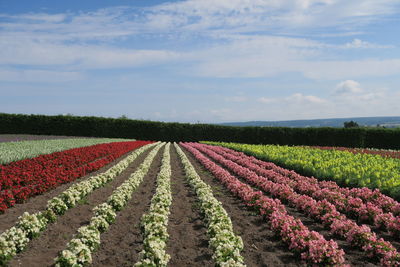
[0,138,134,164]
[204,142,400,199]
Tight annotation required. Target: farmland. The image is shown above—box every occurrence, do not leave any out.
[1,136,400,266]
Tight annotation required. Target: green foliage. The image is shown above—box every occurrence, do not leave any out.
[344,121,359,128]
[1,113,400,149]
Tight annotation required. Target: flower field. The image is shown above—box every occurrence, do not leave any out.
[204,142,400,200]
[0,141,152,212]
[1,136,400,266]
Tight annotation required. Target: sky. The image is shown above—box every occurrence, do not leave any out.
[1,0,400,123]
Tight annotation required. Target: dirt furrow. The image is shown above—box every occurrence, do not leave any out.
[8,148,153,267]
[91,149,163,266]
[164,145,214,266]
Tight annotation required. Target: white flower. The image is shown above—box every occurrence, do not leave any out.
[174,143,246,267]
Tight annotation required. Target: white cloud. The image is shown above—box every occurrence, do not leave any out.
[1,0,399,44]
[0,38,178,69]
[0,7,139,42]
[332,80,388,106]
[188,36,400,80]
[286,93,327,104]
[334,80,363,94]
[149,0,400,32]
[197,88,398,122]
[343,39,393,49]
[0,2,399,81]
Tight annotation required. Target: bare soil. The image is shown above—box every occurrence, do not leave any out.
[90,149,162,267]
[165,146,214,266]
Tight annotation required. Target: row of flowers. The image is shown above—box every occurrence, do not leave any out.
[238,146,400,217]
[135,143,172,266]
[55,142,164,266]
[205,142,400,218]
[189,143,400,266]
[262,158,400,217]
[202,141,400,202]
[220,147,400,216]
[0,142,157,265]
[0,140,153,212]
[201,143,400,237]
[180,143,346,266]
[175,143,247,267]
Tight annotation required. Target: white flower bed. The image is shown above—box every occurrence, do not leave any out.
[174,143,246,267]
[135,143,172,267]
[0,142,157,265]
[55,142,164,267]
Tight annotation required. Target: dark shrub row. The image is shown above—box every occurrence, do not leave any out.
[1,113,399,149]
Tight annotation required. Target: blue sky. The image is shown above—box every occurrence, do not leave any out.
[1,0,400,123]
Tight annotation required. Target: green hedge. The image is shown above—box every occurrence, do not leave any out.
[1,113,399,149]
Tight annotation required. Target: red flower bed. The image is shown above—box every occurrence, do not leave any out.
[0,140,153,212]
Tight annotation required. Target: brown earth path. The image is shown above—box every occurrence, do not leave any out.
[165,145,214,266]
[90,148,162,266]
[8,147,157,267]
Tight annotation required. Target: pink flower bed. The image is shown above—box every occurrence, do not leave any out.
[186,142,400,266]
[218,145,400,216]
[202,143,400,236]
[180,142,346,266]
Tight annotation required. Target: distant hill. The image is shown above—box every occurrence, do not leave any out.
[219,116,400,128]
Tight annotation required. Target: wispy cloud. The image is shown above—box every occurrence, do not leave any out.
[1,1,399,78]
[343,39,394,49]
[0,39,179,69]
[148,0,400,33]
[286,93,327,104]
